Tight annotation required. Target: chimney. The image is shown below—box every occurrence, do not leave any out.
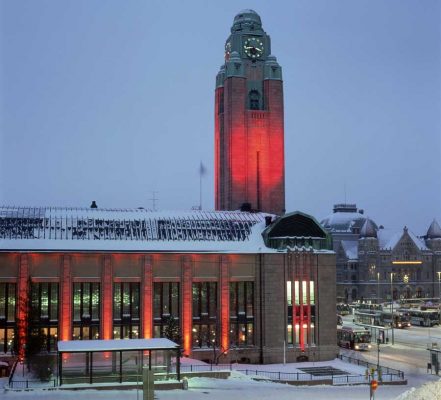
[240,202,252,212]
[90,201,98,209]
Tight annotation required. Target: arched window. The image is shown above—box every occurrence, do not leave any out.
[249,90,260,110]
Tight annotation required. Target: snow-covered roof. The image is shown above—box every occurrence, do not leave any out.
[321,206,372,233]
[341,240,358,260]
[377,228,428,251]
[0,206,284,253]
[58,338,178,353]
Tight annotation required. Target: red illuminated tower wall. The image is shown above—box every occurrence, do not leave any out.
[215,10,285,215]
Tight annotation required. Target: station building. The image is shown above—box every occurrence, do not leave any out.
[322,203,441,303]
[0,206,336,363]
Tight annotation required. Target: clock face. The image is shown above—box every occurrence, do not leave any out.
[225,42,231,61]
[244,37,264,59]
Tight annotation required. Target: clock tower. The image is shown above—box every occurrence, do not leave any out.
[215,10,285,215]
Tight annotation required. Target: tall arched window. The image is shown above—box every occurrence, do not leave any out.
[249,90,260,110]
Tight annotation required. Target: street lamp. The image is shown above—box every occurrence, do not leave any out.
[377,272,380,305]
[390,272,394,345]
[377,338,381,370]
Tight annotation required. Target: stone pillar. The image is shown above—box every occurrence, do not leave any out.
[181,256,192,356]
[142,256,153,339]
[60,254,72,341]
[101,255,113,339]
[17,254,29,360]
[220,256,230,353]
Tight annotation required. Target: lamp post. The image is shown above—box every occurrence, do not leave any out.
[377,338,381,370]
[377,272,380,305]
[390,272,394,345]
[437,272,441,301]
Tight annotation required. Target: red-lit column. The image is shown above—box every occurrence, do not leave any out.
[220,256,230,353]
[182,256,192,356]
[101,255,113,340]
[60,254,72,341]
[306,253,311,347]
[17,254,29,360]
[263,78,285,214]
[142,256,153,339]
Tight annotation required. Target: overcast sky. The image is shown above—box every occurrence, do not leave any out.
[1,0,440,234]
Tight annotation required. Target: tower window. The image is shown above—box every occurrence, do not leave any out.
[249,90,260,110]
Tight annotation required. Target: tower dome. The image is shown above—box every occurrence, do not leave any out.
[360,218,377,238]
[232,9,262,32]
[427,219,441,239]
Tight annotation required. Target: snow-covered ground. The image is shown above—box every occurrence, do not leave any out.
[3,319,441,399]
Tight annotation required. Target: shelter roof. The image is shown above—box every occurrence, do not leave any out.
[57,338,178,353]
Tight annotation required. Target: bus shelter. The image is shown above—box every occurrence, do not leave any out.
[57,338,180,385]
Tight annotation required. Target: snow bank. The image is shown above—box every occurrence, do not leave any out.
[395,379,441,400]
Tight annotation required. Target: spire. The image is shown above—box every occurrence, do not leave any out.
[427,219,441,239]
[360,218,377,238]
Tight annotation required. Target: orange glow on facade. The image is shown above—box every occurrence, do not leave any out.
[392,261,422,265]
[220,258,230,352]
[61,255,72,341]
[182,257,192,356]
[142,257,153,339]
[17,254,29,360]
[102,256,113,340]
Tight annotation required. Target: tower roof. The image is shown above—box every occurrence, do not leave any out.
[427,219,441,239]
[360,218,377,238]
[232,9,262,33]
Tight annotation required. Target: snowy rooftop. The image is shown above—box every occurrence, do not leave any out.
[57,338,179,353]
[0,206,279,253]
[341,240,358,260]
[377,228,429,251]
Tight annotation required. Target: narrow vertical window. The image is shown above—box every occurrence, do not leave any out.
[294,281,300,305]
[287,281,292,306]
[310,281,315,305]
[302,281,307,305]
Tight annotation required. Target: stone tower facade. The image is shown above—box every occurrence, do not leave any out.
[215,10,285,215]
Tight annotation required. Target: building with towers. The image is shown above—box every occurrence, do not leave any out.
[322,204,441,303]
[0,10,337,368]
[215,10,285,215]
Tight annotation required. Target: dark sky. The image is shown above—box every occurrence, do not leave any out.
[1,0,440,234]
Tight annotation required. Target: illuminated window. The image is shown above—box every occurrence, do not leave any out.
[310,281,315,305]
[192,282,217,348]
[113,282,140,339]
[72,282,100,340]
[230,282,254,347]
[0,283,16,353]
[294,281,300,305]
[153,282,180,338]
[30,282,59,351]
[302,281,307,305]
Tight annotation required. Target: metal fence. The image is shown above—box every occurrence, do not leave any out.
[337,354,404,379]
[8,379,57,389]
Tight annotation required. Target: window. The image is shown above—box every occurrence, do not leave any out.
[249,90,260,110]
[30,282,59,352]
[192,282,217,348]
[113,282,140,339]
[230,282,254,347]
[72,282,100,340]
[153,282,180,338]
[0,283,16,353]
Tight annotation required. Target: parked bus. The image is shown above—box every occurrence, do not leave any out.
[380,311,411,328]
[398,309,439,327]
[337,326,372,350]
[354,310,411,329]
